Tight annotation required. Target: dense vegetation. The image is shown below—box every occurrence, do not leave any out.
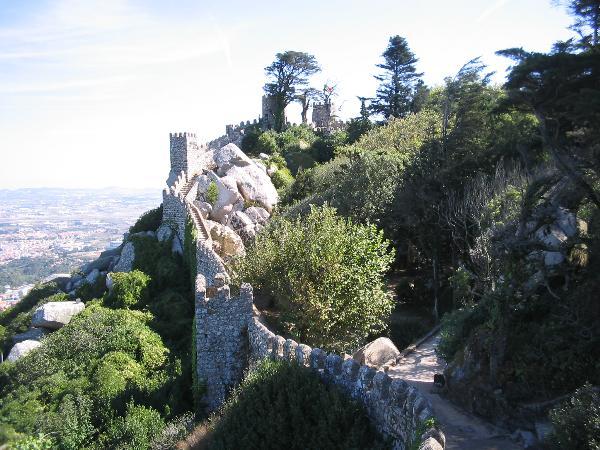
[207,359,387,450]
[0,233,195,449]
[233,205,394,353]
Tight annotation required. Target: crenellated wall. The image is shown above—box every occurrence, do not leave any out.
[248,318,445,450]
[195,274,254,412]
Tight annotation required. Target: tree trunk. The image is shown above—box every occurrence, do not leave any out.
[432,253,440,322]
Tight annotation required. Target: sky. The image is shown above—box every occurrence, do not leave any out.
[0,0,574,189]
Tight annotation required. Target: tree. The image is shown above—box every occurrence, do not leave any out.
[233,205,395,353]
[264,51,320,131]
[295,87,320,124]
[566,0,600,48]
[371,35,423,120]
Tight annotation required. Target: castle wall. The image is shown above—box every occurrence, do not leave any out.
[195,275,254,412]
[249,318,445,450]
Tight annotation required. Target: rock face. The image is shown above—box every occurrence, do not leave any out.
[208,221,245,260]
[12,327,48,344]
[156,223,173,242]
[7,339,42,362]
[352,337,400,367]
[226,164,278,212]
[113,241,135,272]
[31,301,85,330]
[213,143,253,175]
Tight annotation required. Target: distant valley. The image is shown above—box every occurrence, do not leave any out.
[0,188,160,290]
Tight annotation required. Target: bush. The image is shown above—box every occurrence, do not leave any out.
[271,166,294,191]
[233,205,395,353]
[130,205,163,234]
[209,359,387,450]
[0,305,170,448]
[255,130,279,155]
[105,270,151,309]
[548,383,600,450]
[206,181,218,205]
[104,403,165,450]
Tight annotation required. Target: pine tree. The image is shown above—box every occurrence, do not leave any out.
[371,35,423,120]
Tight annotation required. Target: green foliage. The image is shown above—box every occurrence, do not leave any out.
[346,117,373,144]
[438,305,485,361]
[371,35,423,120]
[11,434,55,450]
[234,205,395,353]
[103,403,165,450]
[105,270,151,309]
[0,304,170,448]
[548,383,600,450]
[255,130,279,155]
[284,150,317,175]
[209,359,387,450]
[130,205,163,234]
[271,166,294,191]
[206,181,218,206]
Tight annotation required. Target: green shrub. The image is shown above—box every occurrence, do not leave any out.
[0,305,170,448]
[255,130,279,155]
[284,151,317,175]
[206,181,218,205]
[10,434,55,450]
[240,126,263,156]
[130,205,163,234]
[271,166,294,191]
[104,403,165,450]
[438,306,481,361]
[548,383,600,450]
[105,270,151,309]
[209,359,387,450]
[233,205,394,353]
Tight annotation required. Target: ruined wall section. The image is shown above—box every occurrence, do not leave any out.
[195,275,254,412]
[249,318,446,450]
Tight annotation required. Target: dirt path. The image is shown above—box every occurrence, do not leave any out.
[387,334,522,450]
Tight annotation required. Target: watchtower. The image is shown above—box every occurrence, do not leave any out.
[167,132,203,185]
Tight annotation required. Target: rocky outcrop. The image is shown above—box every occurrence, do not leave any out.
[208,221,245,260]
[113,241,135,272]
[12,327,48,344]
[31,300,85,330]
[7,339,42,362]
[353,337,401,368]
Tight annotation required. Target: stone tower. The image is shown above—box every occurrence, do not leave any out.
[312,101,334,128]
[261,94,280,130]
[167,132,203,185]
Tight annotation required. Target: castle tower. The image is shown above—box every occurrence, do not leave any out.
[167,132,203,186]
[312,101,334,129]
[261,95,280,130]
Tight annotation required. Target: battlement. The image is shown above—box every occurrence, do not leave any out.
[248,318,445,449]
[170,132,197,138]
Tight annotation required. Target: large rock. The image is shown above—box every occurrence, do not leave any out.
[82,256,113,274]
[156,223,174,242]
[172,234,184,256]
[226,164,278,212]
[85,268,100,285]
[113,241,135,272]
[12,327,48,344]
[229,211,253,231]
[244,206,270,225]
[535,224,568,250]
[213,143,253,175]
[554,207,577,237]
[7,340,42,362]
[31,300,85,330]
[208,173,244,223]
[353,337,400,367]
[208,221,245,260]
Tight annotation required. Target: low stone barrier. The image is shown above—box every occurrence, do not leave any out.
[249,317,445,450]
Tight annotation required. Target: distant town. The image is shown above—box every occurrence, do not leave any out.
[0,188,160,311]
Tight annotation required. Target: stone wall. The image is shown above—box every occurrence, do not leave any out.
[195,274,254,412]
[248,318,445,450]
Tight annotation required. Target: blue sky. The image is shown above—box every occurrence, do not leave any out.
[0,0,573,189]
